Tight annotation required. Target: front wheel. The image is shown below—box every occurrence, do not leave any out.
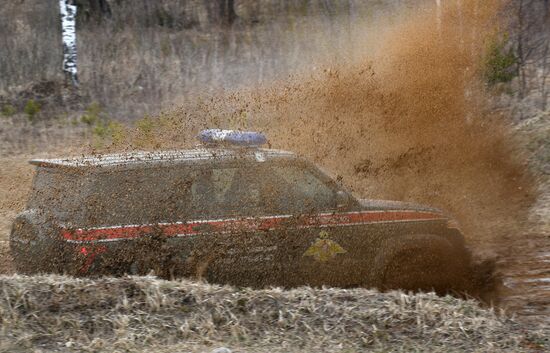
[380,235,470,294]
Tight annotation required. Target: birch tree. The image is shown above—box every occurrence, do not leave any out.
[436,0,442,33]
[59,0,78,86]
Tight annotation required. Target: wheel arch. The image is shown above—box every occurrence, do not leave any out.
[373,233,470,292]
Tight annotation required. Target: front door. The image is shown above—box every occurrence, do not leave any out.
[187,160,363,288]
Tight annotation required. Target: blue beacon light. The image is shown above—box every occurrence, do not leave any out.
[198,129,267,147]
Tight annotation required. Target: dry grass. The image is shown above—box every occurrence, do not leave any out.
[0,274,547,353]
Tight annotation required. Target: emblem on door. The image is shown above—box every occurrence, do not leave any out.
[303,231,347,262]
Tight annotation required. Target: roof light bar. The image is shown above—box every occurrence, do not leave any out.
[198,129,267,147]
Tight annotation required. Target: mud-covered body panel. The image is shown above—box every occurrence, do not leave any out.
[52,210,458,288]
[359,199,442,213]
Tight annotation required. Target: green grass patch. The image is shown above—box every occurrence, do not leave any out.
[23,100,40,121]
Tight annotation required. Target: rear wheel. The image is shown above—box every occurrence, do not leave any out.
[380,235,469,294]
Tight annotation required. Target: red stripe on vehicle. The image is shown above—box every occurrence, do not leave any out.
[60,211,445,243]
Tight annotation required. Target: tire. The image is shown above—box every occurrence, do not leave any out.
[379,234,470,294]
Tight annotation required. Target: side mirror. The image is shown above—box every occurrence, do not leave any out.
[336,191,351,210]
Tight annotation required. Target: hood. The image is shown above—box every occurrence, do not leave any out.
[358,199,443,214]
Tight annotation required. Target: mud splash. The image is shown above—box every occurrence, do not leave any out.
[76,1,538,259]
[132,0,539,307]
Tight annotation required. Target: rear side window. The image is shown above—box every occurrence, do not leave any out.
[28,168,84,222]
[83,166,195,226]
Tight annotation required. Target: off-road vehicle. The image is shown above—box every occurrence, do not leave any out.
[11,129,471,292]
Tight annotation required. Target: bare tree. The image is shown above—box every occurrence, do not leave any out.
[208,0,237,26]
[509,0,549,106]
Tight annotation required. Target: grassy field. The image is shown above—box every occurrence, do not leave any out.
[0,0,406,119]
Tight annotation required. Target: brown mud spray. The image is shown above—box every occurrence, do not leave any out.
[151,0,535,245]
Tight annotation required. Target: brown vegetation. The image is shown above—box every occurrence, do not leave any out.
[0,274,547,352]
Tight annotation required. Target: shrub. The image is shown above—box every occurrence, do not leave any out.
[23,100,40,121]
[134,115,159,148]
[484,36,518,86]
[83,102,129,147]
[92,119,127,147]
[81,102,102,126]
[107,120,126,145]
[1,104,16,117]
[92,120,109,138]
[136,115,154,135]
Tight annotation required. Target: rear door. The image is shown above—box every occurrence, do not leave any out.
[184,161,281,286]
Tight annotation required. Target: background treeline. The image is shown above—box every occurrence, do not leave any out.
[1,0,409,118]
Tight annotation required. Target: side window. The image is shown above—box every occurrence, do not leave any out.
[83,167,195,226]
[268,164,336,214]
[190,166,263,218]
[188,164,337,218]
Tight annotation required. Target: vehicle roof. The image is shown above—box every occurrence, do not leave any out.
[29,148,297,169]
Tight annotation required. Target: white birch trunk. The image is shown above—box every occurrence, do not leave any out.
[59,0,78,86]
[436,0,442,33]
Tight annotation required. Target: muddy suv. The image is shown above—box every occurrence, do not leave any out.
[11,130,471,292]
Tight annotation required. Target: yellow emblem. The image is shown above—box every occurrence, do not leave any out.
[303,231,347,262]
